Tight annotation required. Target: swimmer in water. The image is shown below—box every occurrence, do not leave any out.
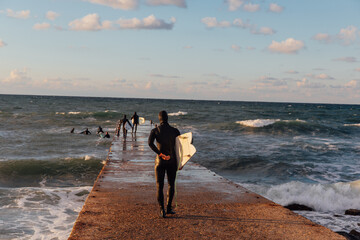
[80,128,91,135]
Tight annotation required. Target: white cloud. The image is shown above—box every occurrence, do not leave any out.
[146,0,186,8]
[201,17,231,28]
[256,27,276,35]
[345,80,358,88]
[233,18,251,29]
[268,38,305,54]
[297,78,325,88]
[314,73,334,80]
[116,15,175,30]
[251,76,288,91]
[313,26,359,46]
[33,22,51,30]
[204,17,275,37]
[285,70,299,74]
[183,46,193,49]
[313,33,331,43]
[337,25,358,45]
[243,3,260,12]
[69,14,111,31]
[3,69,31,84]
[0,39,7,48]
[83,0,138,10]
[46,11,60,21]
[6,9,30,19]
[204,73,233,81]
[226,0,244,11]
[149,74,181,78]
[269,3,283,13]
[231,44,241,51]
[334,57,357,63]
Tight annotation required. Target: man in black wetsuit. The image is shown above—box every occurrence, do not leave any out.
[131,112,139,134]
[80,128,91,135]
[97,126,104,134]
[119,115,132,136]
[148,111,180,218]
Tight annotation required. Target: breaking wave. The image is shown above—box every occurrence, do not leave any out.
[244,179,360,212]
[168,111,188,116]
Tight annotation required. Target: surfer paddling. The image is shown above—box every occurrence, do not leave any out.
[148,110,180,218]
[80,128,91,135]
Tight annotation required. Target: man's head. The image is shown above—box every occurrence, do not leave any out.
[158,110,168,123]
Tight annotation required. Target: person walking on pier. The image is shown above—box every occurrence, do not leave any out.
[119,115,132,137]
[131,112,139,134]
[148,110,180,218]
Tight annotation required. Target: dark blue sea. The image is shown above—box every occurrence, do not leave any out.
[0,94,359,239]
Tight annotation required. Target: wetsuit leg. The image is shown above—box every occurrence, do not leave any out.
[155,163,166,208]
[166,162,177,209]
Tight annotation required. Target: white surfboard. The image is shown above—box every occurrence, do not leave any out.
[139,117,145,125]
[175,132,196,169]
[125,121,132,130]
[131,117,146,125]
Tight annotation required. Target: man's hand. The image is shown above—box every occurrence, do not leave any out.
[159,153,170,160]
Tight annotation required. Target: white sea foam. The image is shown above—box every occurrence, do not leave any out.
[236,119,280,127]
[244,180,360,212]
[242,179,360,232]
[68,112,81,115]
[344,123,360,127]
[168,111,187,116]
[236,119,306,127]
[0,186,91,240]
[84,155,93,161]
[56,112,65,115]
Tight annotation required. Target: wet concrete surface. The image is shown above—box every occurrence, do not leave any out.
[68,123,344,240]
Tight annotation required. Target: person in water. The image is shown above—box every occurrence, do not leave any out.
[80,128,91,135]
[103,132,110,138]
[70,128,75,133]
[97,126,104,134]
[131,112,139,134]
[119,115,132,136]
[148,111,180,218]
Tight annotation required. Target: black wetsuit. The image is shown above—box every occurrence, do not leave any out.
[131,113,139,133]
[119,117,132,133]
[148,122,180,210]
[131,114,139,125]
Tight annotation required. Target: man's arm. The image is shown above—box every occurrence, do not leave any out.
[148,129,160,155]
[126,119,133,128]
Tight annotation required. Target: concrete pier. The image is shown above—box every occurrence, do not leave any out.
[68,123,344,240]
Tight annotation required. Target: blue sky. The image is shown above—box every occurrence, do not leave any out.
[0,0,359,104]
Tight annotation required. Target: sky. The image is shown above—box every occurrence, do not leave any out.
[0,0,360,104]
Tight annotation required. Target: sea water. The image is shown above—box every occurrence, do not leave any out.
[0,95,359,239]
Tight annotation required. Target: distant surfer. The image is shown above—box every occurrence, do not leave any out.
[70,128,75,133]
[119,115,132,136]
[80,128,91,135]
[148,110,180,218]
[97,126,104,134]
[131,112,139,134]
[103,132,110,138]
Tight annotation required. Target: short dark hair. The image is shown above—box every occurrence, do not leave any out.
[158,110,168,122]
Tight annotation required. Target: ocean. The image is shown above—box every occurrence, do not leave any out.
[0,94,359,239]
